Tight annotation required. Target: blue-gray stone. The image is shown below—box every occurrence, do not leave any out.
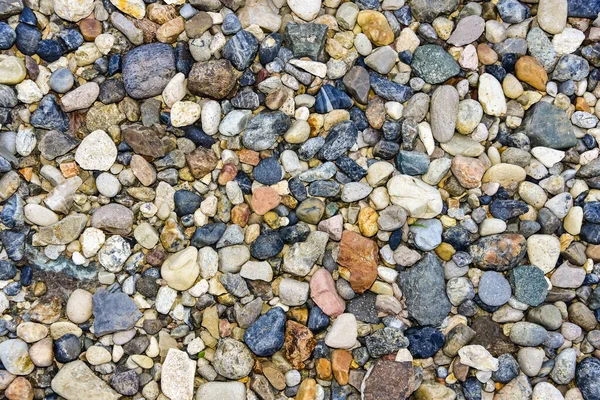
[552,54,590,82]
[369,72,413,102]
[92,288,143,336]
[308,180,340,197]
[334,156,367,181]
[284,23,328,60]
[478,271,511,307]
[259,32,282,65]
[395,150,429,176]
[1,194,23,229]
[365,327,409,357]
[221,13,242,35]
[15,23,40,55]
[0,260,16,280]
[38,130,79,160]
[54,334,81,363]
[568,0,600,18]
[242,111,291,151]
[174,190,201,216]
[1,230,25,261]
[253,157,283,185]
[244,307,286,356]
[577,357,600,400]
[250,232,284,260]
[56,29,84,52]
[509,265,548,307]
[492,354,520,383]
[411,45,460,84]
[405,326,444,358]
[0,22,16,50]
[409,0,458,22]
[122,43,176,99]
[497,0,530,23]
[0,84,17,108]
[317,121,358,161]
[0,0,23,19]
[522,101,577,150]
[191,222,226,247]
[398,253,452,326]
[410,219,442,251]
[581,223,600,244]
[49,68,74,93]
[37,39,64,62]
[222,30,259,70]
[298,137,325,161]
[526,27,557,72]
[288,177,308,202]
[315,84,353,113]
[308,306,329,332]
[584,202,600,223]
[463,377,482,400]
[490,199,529,220]
[30,95,70,132]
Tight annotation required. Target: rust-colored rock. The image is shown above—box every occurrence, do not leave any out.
[231,204,250,227]
[469,234,526,271]
[310,268,345,317]
[316,358,332,380]
[284,321,316,369]
[337,230,379,293]
[515,56,548,91]
[331,349,352,385]
[186,146,218,178]
[251,186,281,215]
[218,163,238,185]
[362,360,416,400]
[122,124,166,159]
[188,60,238,99]
[451,156,486,189]
[79,18,102,41]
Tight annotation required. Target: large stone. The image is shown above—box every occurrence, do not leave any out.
[54,0,94,22]
[188,60,238,99]
[92,288,142,336]
[74,130,117,171]
[430,85,459,143]
[283,231,328,276]
[36,214,88,245]
[410,0,459,22]
[469,234,527,271]
[398,253,452,326]
[161,247,200,291]
[361,360,416,400]
[337,230,379,293]
[522,101,577,150]
[122,43,176,99]
[412,45,460,84]
[51,361,120,400]
[91,204,134,235]
[162,349,195,400]
[387,175,443,218]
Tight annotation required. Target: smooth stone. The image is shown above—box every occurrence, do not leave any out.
[92,288,142,336]
[325,313,357,349]
[244,307,286,356]
[51,361,120,400]
[122,43,176,99]
[161,247,200,291]
[430,85,459,143]
[161,349,196,400]
[75,130,117,171]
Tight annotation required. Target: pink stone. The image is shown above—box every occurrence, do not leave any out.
[318,214,343,241]
[310,268,345,317]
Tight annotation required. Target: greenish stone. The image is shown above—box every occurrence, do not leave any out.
[284,23,328,61]
[522,102,577,150]
[411,45,460,84]
[296,197,325,225]
[509,265,548,306]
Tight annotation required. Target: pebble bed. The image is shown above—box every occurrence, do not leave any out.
[3,0,600,399]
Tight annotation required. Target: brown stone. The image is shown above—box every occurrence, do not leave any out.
[451,156,486,189]
[587,244,600,261]
[251,186,281,215]
[130,154,156,186]
[310,268,345,317]
[30,297,63,324]
[231,204,251,227]
[6,377,33,400]
[263,365,286,390]
[186,146,218,178]
[296,378,316,400]
[79,18,103,41]
[469,234,527,271]
[284,321,316,369]
[185,11,213,38]
[122,124,166,158]
[218,163,238,185]
[470,316,518,357]
[60,161,79,178]
[356,11,394,46]
[156,16,185,43]
[133,18,160,43]
[316,358,332,380]
[362,360,416,400]
[358,207,378,237]
[576,97,592,113]
[515,56,548,91]
[365,96,385,129]
[337,230,379,293]
[91,204,134,235]
[147,3,178,24]
[189,60,238,99]
[331,349,352,385]
[477,43,498,65]
[239,149,260,165]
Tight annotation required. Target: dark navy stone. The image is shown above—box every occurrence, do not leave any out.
[348,106,369,130]
[174,190,201,216]
[15,23,41,55]
[239,69,256,86]
[568,0,600,18]
[582,223,600,244]
[1,194,24,229]
[250,232,284,260]
[394,5,412,25]
[334,156,367,181]
[559,80,576,96]
[234,171,253,194]
[369,72,413,102]
[175,41,193,76]
[501,53,518,73]
[244,307,286,356]
[576,357,600,400]
[508,265,548,307]
[389,229,402,250]
[183,126,215,148]
[383,120,401,141]
[463,377,482,400]
[231,87,260,109]
[0,230,25,261]
[584,202,600,223]
[373,140,400,159]
[317,121,358,161]
[253,157,283,185]
[313,339,330,359]
[94,57,108,75]
[191,222,226,247]
[19,6,36,25]
[92,288,143,336]
[108,54,122,77]
[405,326,444,358]
[222,13,242,35]
[315,84,353,113]
[288,177,308,202]
[497,0,530,23]
[396,150,429,176]
[30,95,70,132]
[280,222,310,244]
[298,137,325,161]
[492,354,520,383]
[308,305,330,333]
[443,225,472,251]
[222,30,259,70]
[37,39,64,62]
[583,134,597,149]
[485,64,506,82]
[56,29,84,52]
[284,23,328,60]
[308,180,340,197]
[347,292,380,324]
[3,281,21,295]
[54,334,81,363]
[490,199,529,220]
[0,260,17,280]
[398,50,412,64]
[259,33,282,65]
[0,22,16,50]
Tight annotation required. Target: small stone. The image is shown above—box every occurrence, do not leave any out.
[122,43,175,99]
[325,313,357,348]
[92,288,142,336]
[212,338,254,379]
[412,45,460,84]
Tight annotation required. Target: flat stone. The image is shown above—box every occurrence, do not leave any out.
[122,43,176,99]
[51,361,120,400]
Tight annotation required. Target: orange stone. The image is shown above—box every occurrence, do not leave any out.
[576,97,592,113]
[476,43,498,65]
[251,186,281,215]
[331,349,352,385]
[451,156,486,189]
[218,163,238,185]
[284,320,316,369]
[239,149,260,166]
[515,56,548,91]
[6,377,33,400]
[296,378,317,400]
[18,167,32,182]
[60,161,79,178]
[337,230,379,293]
[156,16,185,43]
[231,203,251,227]
[316,358,333,380]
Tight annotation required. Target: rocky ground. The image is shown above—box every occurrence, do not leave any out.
[2,0,600,399]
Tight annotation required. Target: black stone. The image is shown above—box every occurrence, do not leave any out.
[183,126,215,148]
[334,156,367,181]
[244,307,286,356]
[259,32,282,65]
[1,230,25,261]
[250,232,284,260]
[253,157,282,185]
[490,199,529,220]
[54,334,81,363]
[405,326,444,358]
[288,177,308,202]
[37,39,64,62]
[347,292,380,324]
[308,305,330,333]
[317,121,358,161]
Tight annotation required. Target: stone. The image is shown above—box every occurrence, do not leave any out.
[310,268,345,317]
[244,307,286,356]
[412,45,460,84]
[387,174,443,218]
[478,73,507,116]
[447,15,485,46]
[337,230,379,293]
[523,101,577,150]
[527,234,560,273]
[284,23,327,60]
[30,95,69,132]
[195,382,246,400]
[325,313,357,348]
[122,44,176,99]
[470,234,526,271]
[51,361,120,400]
[212,338,254,379]
[537,0,567,34]
[162,349,195,400]
[91,204,134,235]
[54,0,93,21]
[509,265,548,307]
[186,146,218,178]
[515,56,548,91]
[222,30,259,71]
[243,111,292,151]
[92,288,142,336]
[285,321,316,369]
[362,360,415,400]
[430,85,458,143]
[75,130,117,171]
[161,247,200,291]
[478,271,511,307]
[0,339,33,375]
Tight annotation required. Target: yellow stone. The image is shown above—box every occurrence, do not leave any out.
[357,10,394,46]
[0,56,26,84]
[435,242,456,261]
[358,207,379,237]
